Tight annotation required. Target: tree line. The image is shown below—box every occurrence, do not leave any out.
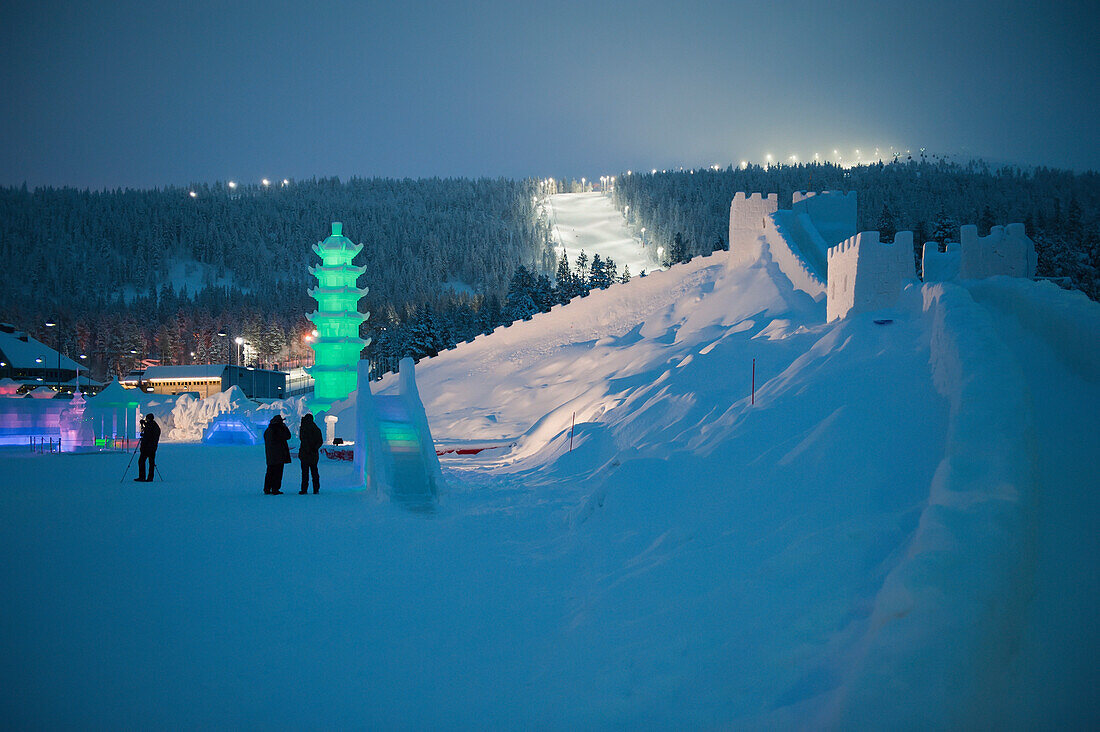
[0,176,556,379]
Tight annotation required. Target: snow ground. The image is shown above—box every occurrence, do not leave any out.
[3,243,1099,725]
[548,192,661,277]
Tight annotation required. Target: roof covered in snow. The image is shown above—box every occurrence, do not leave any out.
[0,328,82,371]
[142,365,228,381]
[88,378,145,407]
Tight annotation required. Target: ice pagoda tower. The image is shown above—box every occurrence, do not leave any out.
[307,222,370,412]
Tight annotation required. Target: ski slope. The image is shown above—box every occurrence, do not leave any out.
[548,192,661,277]
[3,242,1098,726]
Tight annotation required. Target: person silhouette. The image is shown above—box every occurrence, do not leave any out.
[135,414,160,482]
[263,415,291,495]
[297,413,323,494]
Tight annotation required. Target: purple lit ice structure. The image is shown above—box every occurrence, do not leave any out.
[202,413,262,445]
[0,393,66,446]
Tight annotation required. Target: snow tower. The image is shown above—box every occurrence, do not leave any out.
[307,222,370,412]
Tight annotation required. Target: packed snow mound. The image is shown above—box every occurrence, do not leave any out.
[371,248,1099,726]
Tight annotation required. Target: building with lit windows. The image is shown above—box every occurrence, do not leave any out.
[129,365,287,399]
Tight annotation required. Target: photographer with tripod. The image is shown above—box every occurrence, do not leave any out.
[135,413,161,482]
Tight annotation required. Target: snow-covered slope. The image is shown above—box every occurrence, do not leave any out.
[2,237,1097,727]
[549,192,661,276]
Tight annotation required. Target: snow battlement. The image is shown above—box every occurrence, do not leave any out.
[920,223,1036,283]
[922,241,961,282]
[728,192,778,267]
[827,230,915,321]
[959,223,1037,280]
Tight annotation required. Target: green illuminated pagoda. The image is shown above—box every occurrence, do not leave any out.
[307,222,370,412]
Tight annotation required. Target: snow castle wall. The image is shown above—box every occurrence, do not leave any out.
[920,223,1036,283]
[958,223,1037,280]
[827,230,915,321]
[921,242,961,282]
[792,191,858,265]
[728,192,778,267]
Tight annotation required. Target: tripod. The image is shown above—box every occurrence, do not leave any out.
[119,443,164,482]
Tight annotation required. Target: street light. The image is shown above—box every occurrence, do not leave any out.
[235,337,244,367]
[45,320,60,392]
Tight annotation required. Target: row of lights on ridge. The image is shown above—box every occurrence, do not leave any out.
[189,178,292,198]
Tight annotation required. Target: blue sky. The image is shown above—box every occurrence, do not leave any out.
[2,0,1097,188]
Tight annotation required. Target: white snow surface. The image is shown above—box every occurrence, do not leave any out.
[549,191,661,277]
[3,242,1098,727]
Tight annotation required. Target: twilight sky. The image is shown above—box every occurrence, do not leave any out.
[2,0,1097,189]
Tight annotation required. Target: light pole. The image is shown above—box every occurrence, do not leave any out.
[45,319,60,392]
[217,329,229,365]
[235,337,244,368]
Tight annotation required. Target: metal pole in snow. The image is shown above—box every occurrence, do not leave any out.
[570,412,575,452]
[752,359,755,406]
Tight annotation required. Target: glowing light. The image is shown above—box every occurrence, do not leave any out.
[282,179,290,186]
[651,169,657,174]
[189,191,197,198]
[308,222,368,412]
[228,181,237,189]
[262,178,270,186]
[790,155,798,162]
[234,337,244,345]
[740,160,748,169]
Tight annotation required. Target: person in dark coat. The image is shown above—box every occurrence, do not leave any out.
[135,413,161,482]
[263,414,292,495]
[297,413,324,494]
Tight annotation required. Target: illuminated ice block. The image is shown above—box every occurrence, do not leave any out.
[353,357,442,500]
[307,222,371,412]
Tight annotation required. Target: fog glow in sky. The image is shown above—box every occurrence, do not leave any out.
[2,0,1097,188]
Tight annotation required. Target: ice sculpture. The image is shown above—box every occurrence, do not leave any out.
[307,222,370,412]
[58,390,96,452]
[353,358,442,500]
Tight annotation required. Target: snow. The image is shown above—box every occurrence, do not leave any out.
[2,236,1098,725]
[548,192,661,276]
[121,257,239,302]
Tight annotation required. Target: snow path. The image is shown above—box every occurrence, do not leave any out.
[967,279,1100,727]
[548,192,661,277]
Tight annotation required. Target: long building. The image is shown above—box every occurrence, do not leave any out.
[131,365,288,399]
